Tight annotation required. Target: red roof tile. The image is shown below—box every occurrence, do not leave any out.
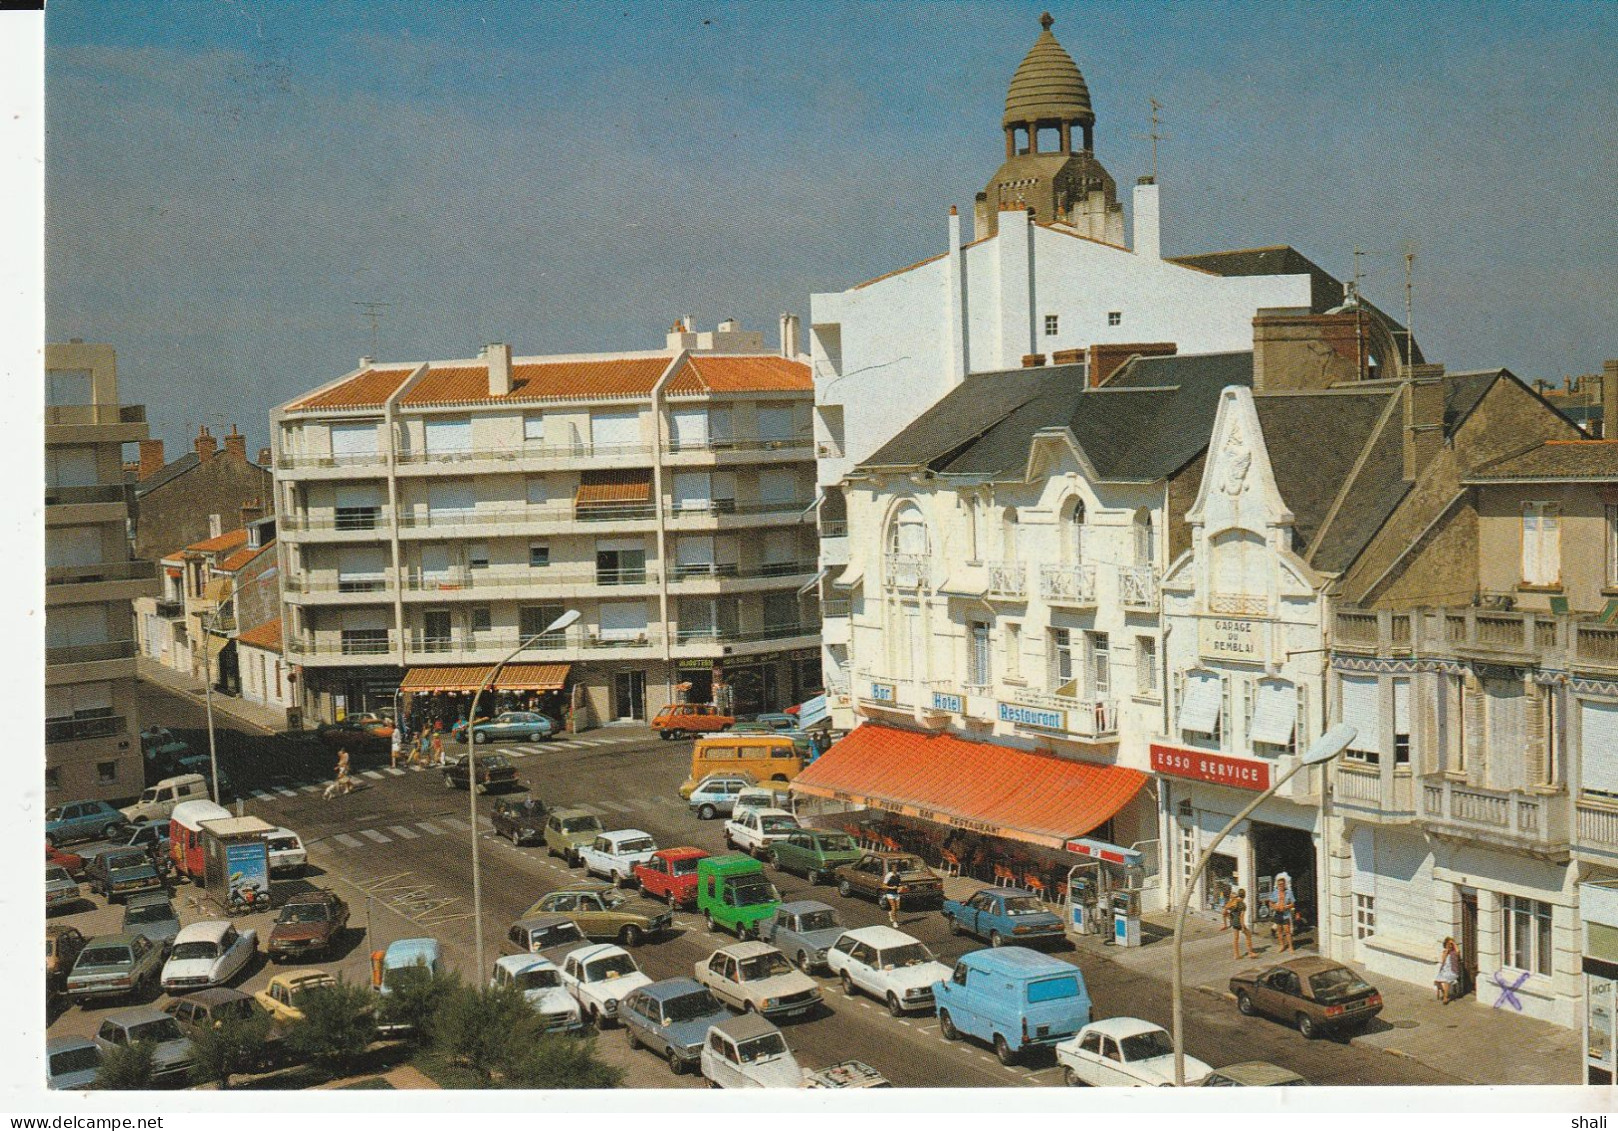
[289,368,415,410]
[401,358,672,406]
[668,355,812,394]
[236,619,283,653]
[217,544,272,572]
[186,528,249,554]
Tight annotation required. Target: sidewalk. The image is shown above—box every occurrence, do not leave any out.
[137,656,288,735]
[936,874,1580,1085]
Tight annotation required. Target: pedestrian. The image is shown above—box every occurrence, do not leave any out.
[1435,937,1462,1004]
[431,730,445,767]
[323,747,352,800]
[1273,875,1295,953]
[413,729,430,771]
[1225,887,1256,958]
[390,727,403,769]
[882,872,902,928]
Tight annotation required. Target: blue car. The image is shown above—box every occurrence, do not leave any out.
[942,887,1066,948]
[933,947,1092,1065]
[619,976,734,1076]
[454,711,558,744]
[45,1036,102,1090]
[46,800,129,847]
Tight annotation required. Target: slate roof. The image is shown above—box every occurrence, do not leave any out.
[133,453,199,497]
[1442,371,1500,432]
[1466,440,1618,483]
[1168,246,1344,314]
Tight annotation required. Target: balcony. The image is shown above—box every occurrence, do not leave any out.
[666,433,814,457]
[1007,689,1117,739]
[286,632,398,660]
[1577,796,1618,853]
[44,404,145,426]
[983,560,1026,599]
[818,521,849,539]
[46,639,136,667]
[46,559,159,605]
[1420,778,1570,859]
[1039,564,1096,607]
[155,599,185,619]
[1118,565,1159,610]
[1332,605,1618,674]
[1330,763,1417,823]
[675,622,821,646]
[46,714,128,744]
[44,483,130,507]
[884,553,932,590]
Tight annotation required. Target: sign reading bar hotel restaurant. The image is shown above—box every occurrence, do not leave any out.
[1150,744,1271,791]
[999,701,1066,731]
[1199,617,1263,661]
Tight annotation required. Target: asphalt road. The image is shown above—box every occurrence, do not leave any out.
[50,679,1463,1089]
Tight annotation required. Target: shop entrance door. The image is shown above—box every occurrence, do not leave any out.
[1460,890,1480,992]
[1205,853,1238,914]
[1251,822,1317,934]
[613,671,646,721]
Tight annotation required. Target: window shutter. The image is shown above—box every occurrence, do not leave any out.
[330,423,376,457]
[1339,675,1382,754]
[590,412,640,450]
[672,472,711,510]
[1540,507,1561,587]
[758,469,797,505]
[334,483,382,509]
[1250,680,1298,747]
[597,601,649,641]
[1393,679,1411,736]
[758,406,794,443]
[1179,671,1222,734]
[671,408,708,450]
[424,418,472,454]
[1581,699,1618,796]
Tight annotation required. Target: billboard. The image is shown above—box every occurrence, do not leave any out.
[224,838,271,914]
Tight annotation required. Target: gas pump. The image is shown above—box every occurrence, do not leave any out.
[1111,889,1142,948]
[1063,862,1104,940]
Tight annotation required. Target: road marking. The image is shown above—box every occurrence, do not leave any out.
[387,825,419,839]
[385,767,406,776]
[334,834,364,848]
[650,795,685,809]
[1001,1065,1021,1075]
[552,742,588,750]
[299,784,321,793]
[573,803,609,816]
[359,828,392,844]
[441,817,471,831]
[416,822,447,836]
[895,1019,911,1027]
[600,800,635,813]
[361,770,385,780]
[251,790,272,800]
[276,787,299,797]
[574,739,613,747]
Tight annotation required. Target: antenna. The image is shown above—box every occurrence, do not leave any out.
[1400,240,1418,374]
[1351,247,1367,382]
[1135,98,1169,181]
[354,301,391,359]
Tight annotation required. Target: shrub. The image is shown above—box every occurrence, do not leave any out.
[284,980,376,1076]
[92,1042,154,1090]
[189,1008,274,1089]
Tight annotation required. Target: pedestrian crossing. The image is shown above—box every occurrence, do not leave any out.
[302,789,692,849]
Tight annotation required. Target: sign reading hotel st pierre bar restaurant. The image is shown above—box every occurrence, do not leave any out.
[1198,616,1264,662]
[1150,744,1272,791]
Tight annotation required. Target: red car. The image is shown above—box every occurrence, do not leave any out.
[47,843,86,878]
[634,847,709,909]
[651,703,733,740]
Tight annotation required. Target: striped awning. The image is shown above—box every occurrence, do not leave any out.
[575,470,651,505]
[399,663,571,694]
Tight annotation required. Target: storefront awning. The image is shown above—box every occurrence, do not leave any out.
[399,663,571,694]
[575,470,651,506]
[791,724,1146,851]
[795,694,830,729]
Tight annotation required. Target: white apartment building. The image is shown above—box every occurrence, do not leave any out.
[272,323,822,728]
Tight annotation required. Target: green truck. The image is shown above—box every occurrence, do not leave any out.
[695,855,781,939]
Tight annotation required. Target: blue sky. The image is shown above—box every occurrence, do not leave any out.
[44,0,1618,454]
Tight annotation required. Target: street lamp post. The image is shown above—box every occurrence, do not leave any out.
[1170,723,1356,1086]
[465,608,580,979]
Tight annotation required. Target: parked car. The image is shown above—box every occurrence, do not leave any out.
[502,914,590,966]
[833,851,944,908]
[558,943,652,1028]
[46,865,81,914]
[747,712,798,731]
[66,932,165,1003]
[121,893,182,951]
[634,847,709,909]
[762,901,847,974]
[942,887,1066,948]
[724,808,802,858]
[375,938,442,998]
[442,751,520,793]
[1200,1061,1310,1086]
[1229,956,1383,1039]
[316,713,393,750]
[47,843,86,877]
[653,701,733,740]
[579,829,660,886]
[543,808,606,865]
[489,954,582,1033]
[696,854,782,939]
[734,785,794,818]
[804,1061,893,1088]
[457,711,558,744]
[44,1036,102,1090]
[161,920,258,993]
[699,1013,804,1089]
[1056,1018,1211,1087]
[92,1006,195,1082]
[686,774,755,820]
[521,882,674,947]
[620,977,733,1076]
[682,733,803,796]
[140,726,192,777]
[120,773,210,824]
[268,889,349,962]
[492,796,550,844]
[693,940,823,1020]
[825,925,951,1016]
[255,970,338,1023]
[266,827,307,875]
[45,799,128,846]
[171,754,235,802]
[46,925,88,995]
[87,847,165,904]
[163,987,289,1069]
[768,828,863,885]
[934,947,1092,1066]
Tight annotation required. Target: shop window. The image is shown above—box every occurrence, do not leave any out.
[1136,636,1158,696]
[96,761,118,784]
[1354,894,1376,940]
[1502,895,1553,976]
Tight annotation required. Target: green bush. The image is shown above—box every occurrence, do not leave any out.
[189,1008,275,1089]
[431,982,538,1083]
[377,963,458,1042]
[284,980,377,1076]
[92,1042,155,1090]
[501,1033,622,1090]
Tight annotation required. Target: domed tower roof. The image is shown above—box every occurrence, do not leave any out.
[1002,13,1094,129]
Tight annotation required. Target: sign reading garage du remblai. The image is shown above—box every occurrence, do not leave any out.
[1150,744,1271,791]
[1199,617,1264,661]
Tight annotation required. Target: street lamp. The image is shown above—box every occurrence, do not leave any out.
[465,608,580,978]
[1169,723,1356,1086]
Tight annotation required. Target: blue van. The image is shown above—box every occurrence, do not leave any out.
[932,947,1091,1065]
[374,937,443,1033]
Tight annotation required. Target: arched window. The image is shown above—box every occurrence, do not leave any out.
[1133,508,1154,567]
[887,503,929,557]
[1001,507,1020,562]
[1062,498,1087,563]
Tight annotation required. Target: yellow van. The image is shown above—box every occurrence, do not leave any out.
[680,733,804,797]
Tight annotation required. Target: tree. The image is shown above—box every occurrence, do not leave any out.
[189,1008,275,1089]
[501,1034,622,1090]
[377,963,458,1043]
[93,1042,155,1090]
[284,980,376,1077]
[431,982,537,1084]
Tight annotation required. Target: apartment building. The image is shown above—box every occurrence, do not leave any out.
[272,322,821,727]
[45,342,159,803]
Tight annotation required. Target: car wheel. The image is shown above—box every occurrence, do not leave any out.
[529,733,543,743]
[1296,1013,1318,1040]
[667,1048,686,1075]
[620,925,644,948]
[806,869,823,886]
[796,950,813,974]
[1236,991,1256,1017]
[474,731,489,745]
[989,931,1004,948]
[994,1034,1018,1067]
[743,1000,756,1014]
[723,832,736,849]
[705,911,717,932]
[698,804,717,821]
[838,879,853,898]
[939,1010,959,1041]
[103,824,122,839]
[886,993,904,1018]
[1064,1067,1085,1088]
[443,775,455,789]
[841,971,858,998]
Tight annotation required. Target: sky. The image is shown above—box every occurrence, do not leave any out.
[42,0,1618,456]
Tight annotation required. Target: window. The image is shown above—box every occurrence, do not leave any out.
[1179,670,1223,740]
[341,629,389,655]
[1044,314,1059,336]
[1354,894,1376,939]
[1339,674,1382,764]
[470,606,492,634]
[1393,678,1412,766]
[468,544,490,571]
[45,767,60,789]
[1441,673,1467,773]
[96,761,118,784]
[762,592,800,633]
[968,622,992,687]
[1087,632,1110,696]
[523,415,544,442]
[1107,311,1122,326]
[1136,636,1158,696]
[1521,502,1561,587]
[1049,628,1075,694]
[1608,505,1618,589]
[1501,895,1553,976]
[1063,498,1087,563]
[1132,509,1154,566]
[888,504,929,557]
[525,478,547,506]
[1005,623,1022,679]
[519,604,565,639]
[529,544,550,569]
[1250,679,1298,752]
[1580,699,1618,797]
[424,417,473,456]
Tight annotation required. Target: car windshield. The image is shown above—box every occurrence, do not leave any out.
[1003,896,1047,915]
[814,834,857,853]
[891,856,927,874]
[1120,1029,1175,1061]
[663,989,722,1023]
[584,954,637,981]
[139,787,161,803]
[563,817,601,833]
[46,867,72,884]
[384,963,435,990]
[670,857,701,876]
[291,978,335,1000]
[126,1018,184,1044]
[619,838,656,854]
[278,903,330,924]
[1026,975,1080,1003]
[45,807,64,820]
[796,910,839,932]
[540,924,584,946]
[760,816,798,834]
[268,837,299,852]
[107,852,148,869]
[732,881,779,906]
[51,1046,100,1074]
[513,967,561,991]
[171,941,219,961]
[737,952,791,980]
[124,904,173,925]
[736,1033,788,1063]
[876,942,934,968]
[1309,968,1374,1002]
[483,755,510,769]
[78,946,131,967]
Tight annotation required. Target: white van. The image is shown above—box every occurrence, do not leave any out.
[121,773,211,824]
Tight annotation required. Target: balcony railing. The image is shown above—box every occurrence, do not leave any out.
[1119,565,1159,608]
[46,714,127,744]
[46,639,136,666]
[399,442,655,465]
[667,433,813,455]
[1009,688,1117,738]
[1039,563,1096,605]
[669,560,816,582]
[281,508,389,532]
[287,632,397,657]
[984,560,1026,598]
[1334,763,1384,804]
[45,483,130,507]
[884,553,932,590]
[819,522,849,539]
[1421,777,1569,851]
[821,600,851,618]
[1577,796,1618,849]
[675,622,821,645]
[1333,606,1618,672]
[669,499,814,519]
[44,404,146,426]
[47,560,156,585]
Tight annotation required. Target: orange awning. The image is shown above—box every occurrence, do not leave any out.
[399,663,571,694]
[575,470,651,506]
[791,724,1146,850]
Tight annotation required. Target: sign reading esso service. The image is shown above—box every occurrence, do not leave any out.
[1150,744,1271,791]
[1199,617,1263,662]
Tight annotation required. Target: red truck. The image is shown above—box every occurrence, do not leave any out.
[633,847,709,909]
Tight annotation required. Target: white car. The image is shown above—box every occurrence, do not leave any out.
[699,1013,805,1089]
[489,955,582,1034]
[577,830,659,886]
[723,808,801,857]
[693,940,822,1020]
[160,921,257,993]
[824,925,952,1016]
[558,943,652,1029]
[266,827,307,875]
[1055,1017,1212,1087]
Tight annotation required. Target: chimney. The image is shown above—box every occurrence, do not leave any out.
[682,316,695,333]
[484,342,513,396]
[359,356,374,369]
[208,513,223,539]
[1021,354,1047,368]
[1403,364,1447,480]
[222,425,247,461]
[1087,342,1177,387]
[138,438,165,480]
[194,425,216,463]
[717,318,739,334]
[1600,359,1618,441]
[778,313,800,359]
[257,446,273,467]
[1133,177,1161,260]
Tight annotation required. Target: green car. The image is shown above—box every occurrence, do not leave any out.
[695,855,781,939]
[544,808,605,866]
[768,828,864,885]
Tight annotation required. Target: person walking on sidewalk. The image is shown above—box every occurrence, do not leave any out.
[1226,888,1256,958]
[1272,875,1296,953]
[390,727,403,770]
[431,731,445,767]
[1435,937,1462,1004]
